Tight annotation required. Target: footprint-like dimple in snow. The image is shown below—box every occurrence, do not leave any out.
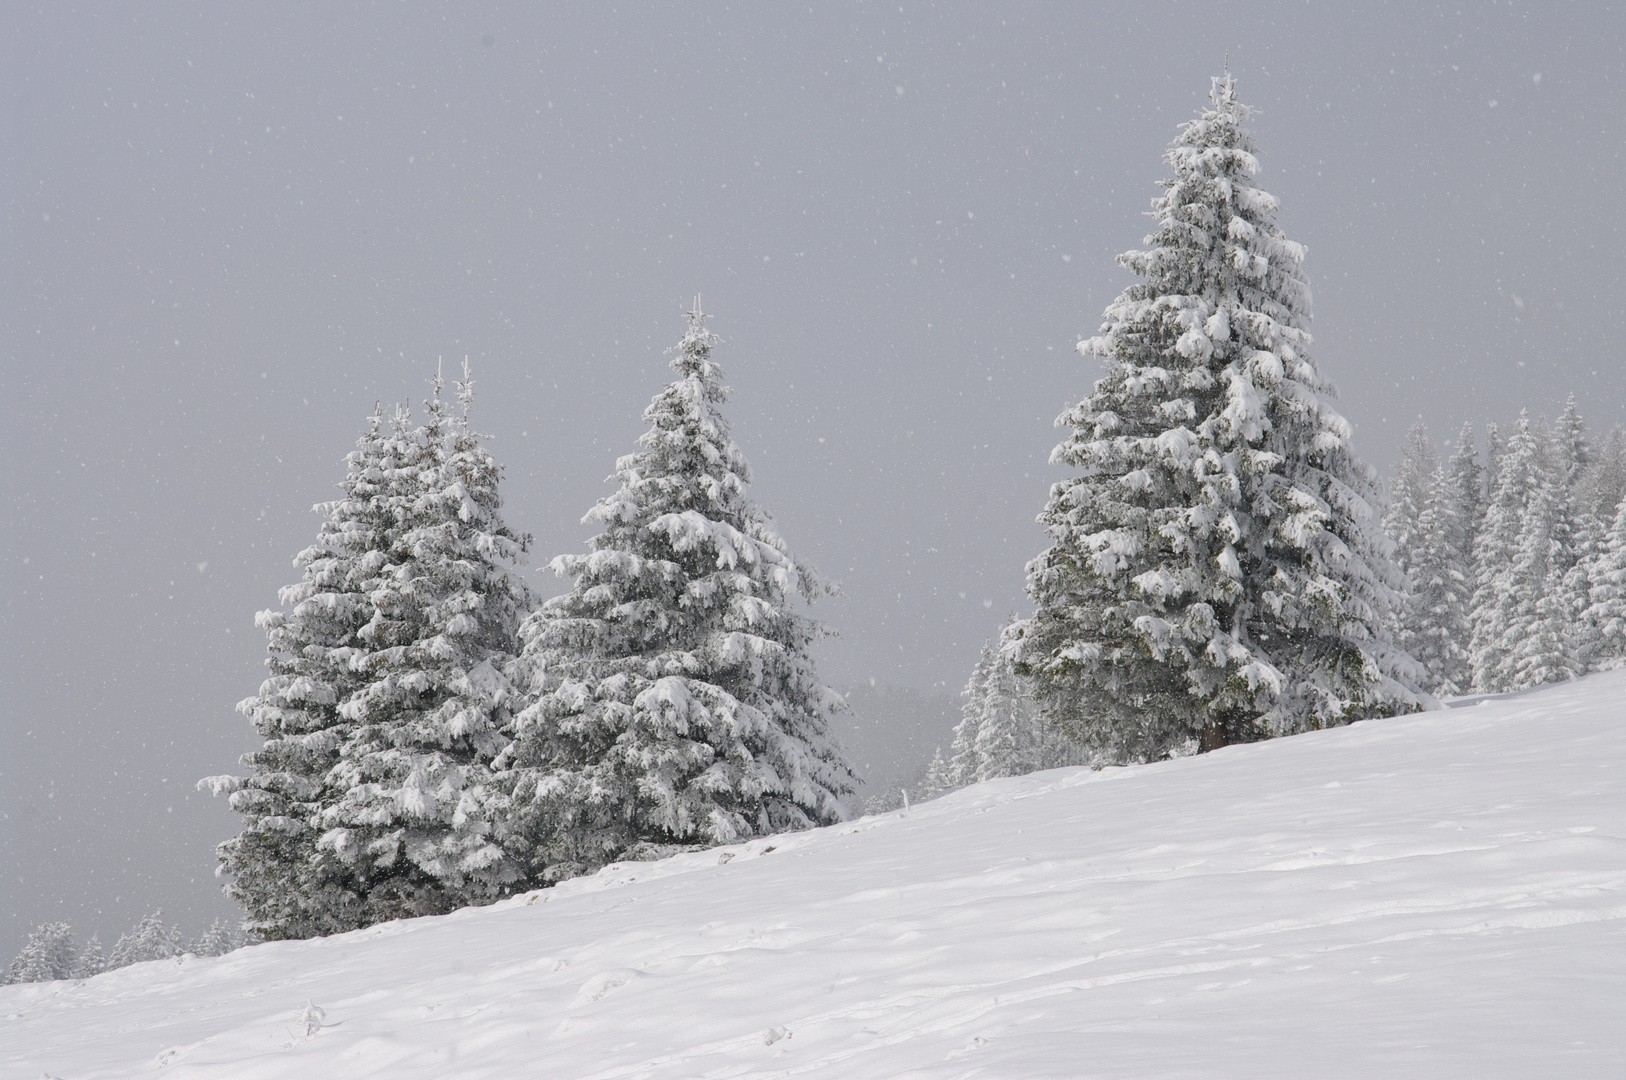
[152,1040,203,1068]
[573,969,642,1004]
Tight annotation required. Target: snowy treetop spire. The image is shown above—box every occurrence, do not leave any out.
[670,293,722,383]
[1079,77,1313,406]
[458,354,475,419]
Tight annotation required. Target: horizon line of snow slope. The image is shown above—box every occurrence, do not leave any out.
[6,672,1624,1079]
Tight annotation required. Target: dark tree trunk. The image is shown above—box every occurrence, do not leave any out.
[1200,709,1256,753]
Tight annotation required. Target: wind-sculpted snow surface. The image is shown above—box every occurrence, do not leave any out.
[7,672,1624,1077]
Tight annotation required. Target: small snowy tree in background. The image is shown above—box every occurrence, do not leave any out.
[1485,421,1506,476]
[1381,424,1472,696]
[1543,395,1588,587]
[1565,426,1626,668]
[943,643,998,786]
[189,919,245,958]
[976,632,1089,780]
[206,407,412,939]
[4,916,243,982]
[1383,421,1438,587]
[1392,409,1621,690]
[920,631,1088,798]
[1012,74,1420,762]
[1470,412,1568,693]
[500,303,855,882]
[1502,478,1580,690]
[109,911,183,968]
[3,923,77,984]
[1554,394,1592,508]
[1402,465,1474,696]
[73,934,105,978]
[1577,426,1626,525]
[1581,499,1626,671]
[918,747,957,798]
[1446,422,1486,558]
[319,364,534,922]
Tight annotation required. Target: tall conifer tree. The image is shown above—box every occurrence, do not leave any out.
[502,304,854,881]
[213,367,531,934]
[946,643,997,785]
[1485,421,1506,474]
[1555,393,1592,495]
[1013,75,1420,761]
[207,408,413,938]
[1383,421,1438,585]
[3,924,77,984]
[1563,425,1626,668]
[1502,479,1580,689]
[1581,498,1626,671]
[1469,412,1555,692]
[320,365,533,920]
[1578,426,1626,526]
[918,746,957,797]
[73,935,105,979]
[1404,465,1474,696]
[109,912,182,968]
[1445,423,1485,573]
[1378,422,1473,696]
[974,635,1086,780]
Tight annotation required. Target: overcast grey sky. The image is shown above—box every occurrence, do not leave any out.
[4,2,1623,956]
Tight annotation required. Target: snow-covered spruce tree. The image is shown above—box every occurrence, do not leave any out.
[969,644,1047,780]
[1445,423,1485,573]
[1469,412,1555,693]
[974,636,1084,780]
[1563,522,1606,675]
[319,364,534,920]
[945,643,997,786]
[929,633,1088,792]
[917,746,957,798]
[1543,398,1589,580]
[1578,426,1626,526]
[1501,477,1580,690]
[1381,421,1445,676]
[73,934,105,978]
[1564,425,1626,668]
[4,923,77,984]
[1477,422,1507,561]
[1581,498,1626,671]
[189,919,243,958]
[109,911,182,968]
[1011,75,1421,761]
[1382,420,1439,587]
[1485,420,1506,473]
[499,304,854,882]
[1403,465,1474,696]
[1555,393,1592,497]
[205,407,412,940]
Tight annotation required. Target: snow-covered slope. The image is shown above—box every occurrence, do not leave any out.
[8,672,1624,1078]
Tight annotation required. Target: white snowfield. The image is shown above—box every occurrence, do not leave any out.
[7,673,1624,1078]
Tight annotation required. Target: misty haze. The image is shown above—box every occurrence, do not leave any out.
[4,4,1624,1076]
